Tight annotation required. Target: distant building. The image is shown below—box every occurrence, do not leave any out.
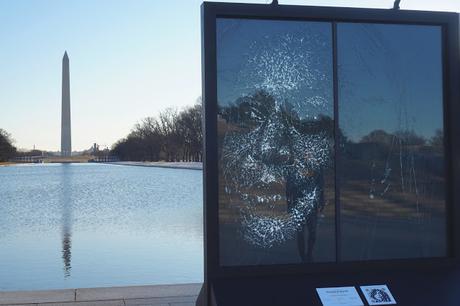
[92,143,99,154]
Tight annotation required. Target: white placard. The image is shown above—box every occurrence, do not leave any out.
[316,286,364,306]
[360,285,397,305]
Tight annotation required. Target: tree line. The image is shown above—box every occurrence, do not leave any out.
[0,129,17,162]
[358,128,443,150]
[111,102,202,162]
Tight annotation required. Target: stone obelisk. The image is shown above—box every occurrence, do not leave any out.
[61,51,71,157]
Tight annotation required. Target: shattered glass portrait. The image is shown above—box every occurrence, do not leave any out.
[216,19,335,266]
[215,18,447,266]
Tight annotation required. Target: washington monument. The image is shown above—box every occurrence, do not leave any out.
[61,51,71,157]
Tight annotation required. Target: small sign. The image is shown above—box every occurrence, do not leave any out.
[316,286,364,306]
[360,285,397,305]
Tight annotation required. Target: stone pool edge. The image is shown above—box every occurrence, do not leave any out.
[0,283,202,305]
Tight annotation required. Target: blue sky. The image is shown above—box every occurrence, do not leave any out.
[0,0,459,151]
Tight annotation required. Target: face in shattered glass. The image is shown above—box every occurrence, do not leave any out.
[219,28,333,260]
[221,91,332,257]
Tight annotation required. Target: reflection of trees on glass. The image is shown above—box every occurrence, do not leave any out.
[217,19,335,266]
[338,23,446,260]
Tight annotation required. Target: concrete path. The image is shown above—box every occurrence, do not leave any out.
[0,283,201,306]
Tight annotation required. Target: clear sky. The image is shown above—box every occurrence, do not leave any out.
[0,0,459,151]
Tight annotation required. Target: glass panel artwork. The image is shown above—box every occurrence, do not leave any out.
[215,18,447,266]
[216,19,335,266]
[338,23,447,260]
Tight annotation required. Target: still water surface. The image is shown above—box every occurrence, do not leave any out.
[0,163,203,291]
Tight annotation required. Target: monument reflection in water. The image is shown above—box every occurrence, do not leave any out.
[0,164,203,290]
[60,164,73,277]
[216,18,446,266]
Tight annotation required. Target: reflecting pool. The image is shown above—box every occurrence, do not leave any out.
[0,163,203,291]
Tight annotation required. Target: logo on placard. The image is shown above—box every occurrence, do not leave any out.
[360,285,397,305]
[368,288,391,303]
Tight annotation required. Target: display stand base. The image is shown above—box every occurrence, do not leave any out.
[196,265,460,306]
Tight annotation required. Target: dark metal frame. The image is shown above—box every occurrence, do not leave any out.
[201,0,460,296]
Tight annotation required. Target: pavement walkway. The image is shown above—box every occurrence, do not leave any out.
[0,283,201,306]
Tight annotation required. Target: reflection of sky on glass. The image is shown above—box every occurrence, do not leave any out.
[217,19,443,140]
[338,23,443,141]
[217,19,333,120]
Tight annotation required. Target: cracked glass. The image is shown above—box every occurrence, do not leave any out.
[215,18,447,266]
[338,23,446,260]
[217,18,335,266]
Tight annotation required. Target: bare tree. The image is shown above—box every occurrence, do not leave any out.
[111,100,203,162]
